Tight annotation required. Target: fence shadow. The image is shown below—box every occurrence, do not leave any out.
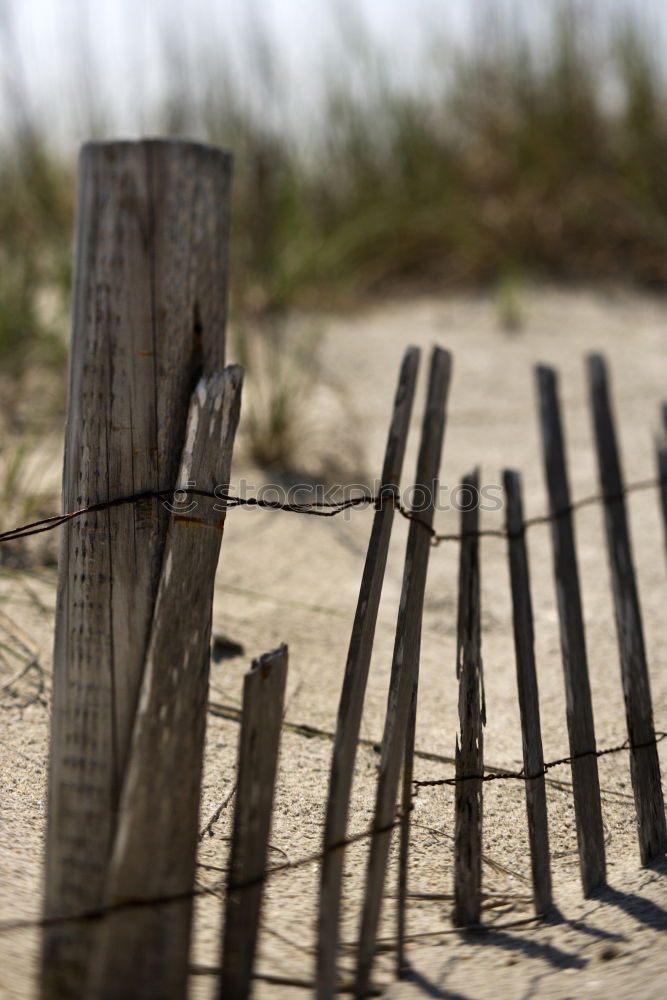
[461,926,586,971]
[588,856,667,932]
[401,860,667,999]
[399,967,474,1000]
[546,906,625,943]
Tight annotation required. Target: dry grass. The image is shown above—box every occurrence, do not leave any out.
[1,0,667,474]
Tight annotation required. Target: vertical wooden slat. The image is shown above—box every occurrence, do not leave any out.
[656,403,667,567]
[354,346,452,1000]
[587,354,667,864]
[84,368,243,1000]
[503,469,552,915]
[316,347,420,1000]
[396,664,418,978]
[453,469,484,927]
[218,645,288,1000]
[536,364,606,896]
[42,139,232,1000]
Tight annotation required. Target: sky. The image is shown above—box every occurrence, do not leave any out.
[0,0,449,131]
[1,0,666,149]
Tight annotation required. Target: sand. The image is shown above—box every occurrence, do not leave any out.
[1,288,666,999]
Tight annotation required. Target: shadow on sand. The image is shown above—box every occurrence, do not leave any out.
[395,857,666,999]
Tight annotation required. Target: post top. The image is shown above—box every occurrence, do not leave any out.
[80,137,232,165]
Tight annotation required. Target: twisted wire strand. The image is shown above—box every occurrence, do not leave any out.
[1,473,665,546]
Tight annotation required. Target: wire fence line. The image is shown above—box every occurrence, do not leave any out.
[4,454,665,977]
[0,729,663,939]
[412,732,667,788]
[0,472,665,548]
[0,815,408,937]
[204,701,637,802]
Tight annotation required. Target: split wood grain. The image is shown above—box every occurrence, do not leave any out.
[84,367,243,1000]
[503,469,552,916]
[536,364,606,897]
[218,645,288,1000]
[587,354,667,864]
[453,469,485,928]
[43,140,232,1000]
[316,347,420,1000]
[355,346,452,999]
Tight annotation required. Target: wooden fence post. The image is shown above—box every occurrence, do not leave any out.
[503,469,552,916]
[219,645,288,1000]
[536,365,606,896]
[42,139,232,1000]
[316,347,420,1000]
[84,368,243,999]
[355,346,452,999]
[453,469,485,928]
[397,667,418,977]
[656,403,667,568]
[587,355,667,864]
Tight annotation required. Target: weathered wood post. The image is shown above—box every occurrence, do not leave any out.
[84,368,243,999]
[452,469,485,928]
[656,403,667,568]
[219,645,288,1000]
[397,664,418,977]
[536,365,606,897]
[42,140,232,1000]
[316,347,420,999]
[504,469,552,916]
[355,346,452,999]
[587,355,667,864]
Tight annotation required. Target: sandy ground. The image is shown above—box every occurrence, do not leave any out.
[1,288,667,999]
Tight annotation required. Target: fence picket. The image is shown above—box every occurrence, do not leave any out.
[587,354,667,864]
[219,645,288,1000]
[536,365,606,896]
[84,368,243,999]
[397,671,418,977]
[504,469,552,916]
[453,469,485,927]
[656,403,667,566]
[316,347,420,999]
[354,346,452,999]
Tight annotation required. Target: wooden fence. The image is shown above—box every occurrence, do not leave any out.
[39,139,667,1000]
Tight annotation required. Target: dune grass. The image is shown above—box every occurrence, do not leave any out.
[0,1,666,441]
